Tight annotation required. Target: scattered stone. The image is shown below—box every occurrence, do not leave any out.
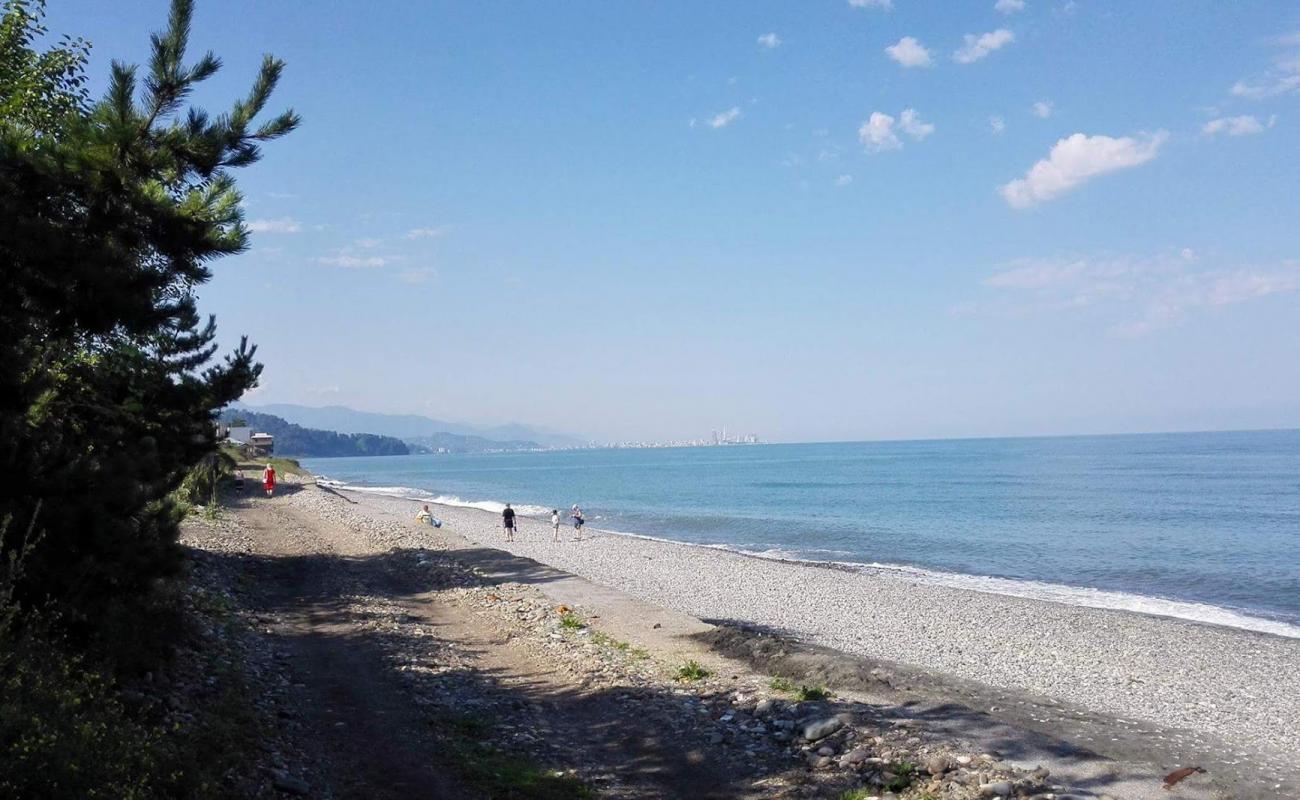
[979,780,1013,797]
[272,770,310,795]
[802,716,844,742]
[925,755,950,775]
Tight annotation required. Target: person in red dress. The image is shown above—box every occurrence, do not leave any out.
[262,463,276,497]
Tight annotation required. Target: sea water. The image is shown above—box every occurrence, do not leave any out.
[303,429,1300,637]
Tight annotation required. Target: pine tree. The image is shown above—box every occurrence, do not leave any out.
[0,0,297,634]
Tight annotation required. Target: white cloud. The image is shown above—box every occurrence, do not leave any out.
[998,131,1168,209]
[708,106,742,129]
[757,32,781,49]
[858,108,934,153]
[1231,37,1300,98]
[885,37,932,68]
[247,217,301,234]
[953,29,1015,64]
[404,226,449,240]
[978,253,1300,336]
[354,237,382,248]
[897,108,935,140]
[860,113,901,152]
[835,174,853,187]
[995,0,1025,13]
[317,252,387,269]
[848,0,891,8]
[1032,100,1053,118]
[1202,115,1273,136]
[990,115,1007,134]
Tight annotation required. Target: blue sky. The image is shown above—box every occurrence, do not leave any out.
[50,1,1300,442]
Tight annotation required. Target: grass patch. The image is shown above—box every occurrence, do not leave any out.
[794,685,829,702]
[675,660,710,682]
[769,676,795,693]
[885,760,917,793]
[442,714,590,799]
[558,613,585,630]
[589,632,650,661]
[223,445,307,477]
[838,790,875,800]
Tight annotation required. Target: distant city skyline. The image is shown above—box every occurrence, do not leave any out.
[49,1,1300,442]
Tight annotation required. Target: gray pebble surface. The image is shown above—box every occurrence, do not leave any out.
[302,486,1300,769]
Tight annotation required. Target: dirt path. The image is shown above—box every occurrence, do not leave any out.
[228,492,745,799]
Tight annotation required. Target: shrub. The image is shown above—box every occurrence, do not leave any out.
[675,660,710,681]
[795,685,829,702]
[769,676,795,692]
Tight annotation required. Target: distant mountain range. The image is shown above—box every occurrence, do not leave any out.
[232,403,586,450]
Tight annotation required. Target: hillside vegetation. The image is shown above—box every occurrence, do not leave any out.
[220,410,409,457]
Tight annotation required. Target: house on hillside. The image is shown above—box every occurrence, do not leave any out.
[215,424,273,457]
[248,433,274,457]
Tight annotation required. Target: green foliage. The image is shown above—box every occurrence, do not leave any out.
[0,0,91,134]
[179,449,236,507]
[675,660,710,681]
[837,790,875,800]
[0,0,296,633]
[0,563,261,799]
[559,613,585,630]
[588,631,648,659]
[443,714,591,799]
[795,685,829,702]
[0,622,160,799]
[885,760,917,793]
[768,676,795,693]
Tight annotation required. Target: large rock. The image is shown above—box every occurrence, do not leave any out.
[802,716,844,741]
[272,771,310,796]
[924,755,951,775]
[978,780,1012,797]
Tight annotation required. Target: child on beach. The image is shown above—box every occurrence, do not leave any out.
[570,504,584,539]
[262,463,276,497]
[551,509,561,542]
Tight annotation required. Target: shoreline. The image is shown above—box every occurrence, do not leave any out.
[312,478,1300,640]
[330,487,1300,777]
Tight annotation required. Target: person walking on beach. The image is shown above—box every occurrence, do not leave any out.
[551,509,561,542]
[502,503,517,542]
[262,463,276,497]
[570,504,585,539]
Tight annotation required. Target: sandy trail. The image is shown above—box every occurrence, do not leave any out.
[227,489,747,799]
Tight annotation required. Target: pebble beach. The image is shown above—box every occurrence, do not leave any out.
[329,488,1300,783]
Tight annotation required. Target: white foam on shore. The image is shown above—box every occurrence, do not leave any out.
[315,478,551,516]
[319,478,1300,640]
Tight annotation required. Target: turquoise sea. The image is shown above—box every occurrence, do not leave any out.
[304,429,1300,637]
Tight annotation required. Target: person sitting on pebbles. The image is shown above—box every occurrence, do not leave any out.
[415,504,442,528]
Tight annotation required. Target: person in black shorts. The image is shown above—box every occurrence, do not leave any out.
[502,503,516,542]
[570,504,585,539]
